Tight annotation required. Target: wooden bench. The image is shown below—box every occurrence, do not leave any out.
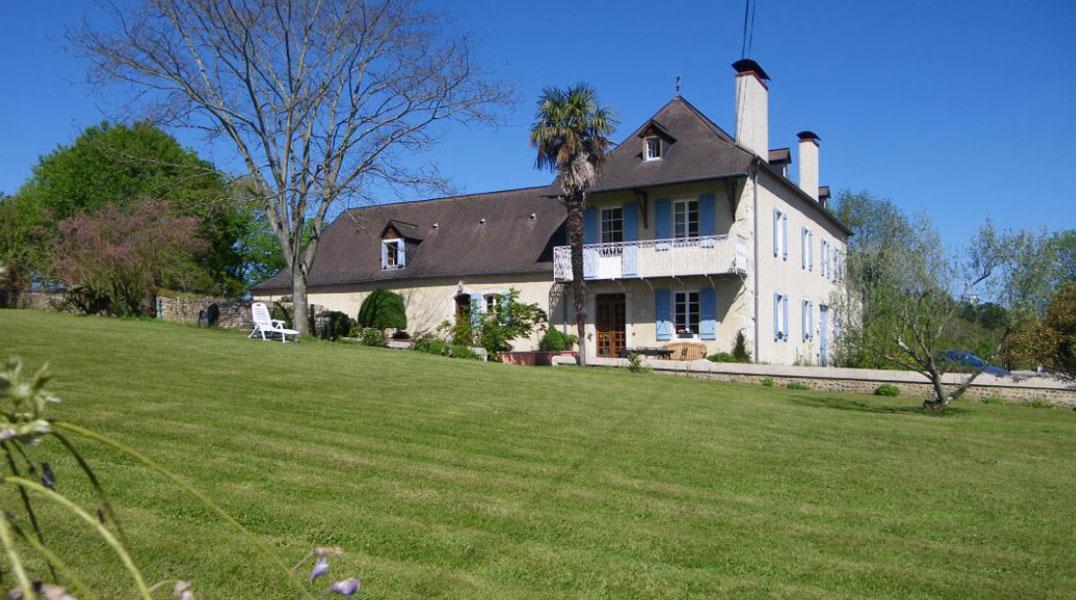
[663,341,709,361]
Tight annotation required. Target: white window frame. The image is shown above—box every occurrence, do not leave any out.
[644,136,662,161]
[381,239,405,271]
[774,293,789,341]
[673,199,700,239]
[600,206,624,244]
[674,290,700,336]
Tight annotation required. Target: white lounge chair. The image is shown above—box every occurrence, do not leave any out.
[249,302,300,343]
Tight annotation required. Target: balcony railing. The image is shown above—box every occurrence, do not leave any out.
[553,235,750,282]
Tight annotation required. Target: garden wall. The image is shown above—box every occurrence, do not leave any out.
[554,356,1076,408]
[155,296,253,329]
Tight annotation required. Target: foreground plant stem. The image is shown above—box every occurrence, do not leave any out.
[1,476,151,599]
[53,421,315,600]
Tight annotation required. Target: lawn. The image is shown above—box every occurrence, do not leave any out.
[1,309,1074,599]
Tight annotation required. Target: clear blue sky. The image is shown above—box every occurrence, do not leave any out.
[1,0,1073,246]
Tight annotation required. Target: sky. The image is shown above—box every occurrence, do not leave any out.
[1,0,1074,247]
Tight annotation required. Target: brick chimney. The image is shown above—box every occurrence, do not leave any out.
[733,59,770,160]
[797,131,820,201]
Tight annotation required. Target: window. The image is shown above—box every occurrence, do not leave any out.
[381,239,405,270]
[773,293,789,341]
[600,207,623,243]
[644,136,662,160]
[674,291,700,335]
[773,209,788,260]
[484,293,500,314]
[673,200,699,239]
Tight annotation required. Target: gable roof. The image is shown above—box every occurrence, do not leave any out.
[588,96,756,193]
[250,185,565,292]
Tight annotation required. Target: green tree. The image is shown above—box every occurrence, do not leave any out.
[1051,229,1076,284]
[530,85,615,366]
[357,289,408,332]
[9,122,251,295]
[1042,282,1076,378]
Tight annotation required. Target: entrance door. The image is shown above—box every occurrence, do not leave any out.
[819,305,830,366]
[595,293,626,358]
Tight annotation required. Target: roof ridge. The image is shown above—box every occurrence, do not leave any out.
[344,183,555,213]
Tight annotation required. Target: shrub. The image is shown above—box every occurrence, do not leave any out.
[761,377,774,387]
[318,310,353,341]
[269,300,315,332]
[786,382,811,390]
[539,328,577,352]
[476,289,547,359]
[626,351,649,374]
[357,289,407,331]
[732,331,751,362]
[357,327,386,347]
[707,352,738,363]
[449,344,481,360]
[413,336,447,356]
[873,383,901,397]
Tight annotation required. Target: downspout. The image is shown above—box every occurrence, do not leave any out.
[751,165,760,362]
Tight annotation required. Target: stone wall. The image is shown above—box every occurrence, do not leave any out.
[0,289,68,311]
[553,356,1076,408]
[156,296,253,329]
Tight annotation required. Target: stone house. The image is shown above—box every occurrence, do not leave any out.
[251,59,850,365]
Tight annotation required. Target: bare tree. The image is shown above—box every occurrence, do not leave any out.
[74,0,512,333]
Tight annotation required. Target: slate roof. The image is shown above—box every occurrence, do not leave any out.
[250,185,565,292]
[586,96,756,193]
[251,95,849,292]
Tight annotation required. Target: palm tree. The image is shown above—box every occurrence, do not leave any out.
[530,84,615,366]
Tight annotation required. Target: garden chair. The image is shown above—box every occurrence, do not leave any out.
[249,302,299,343]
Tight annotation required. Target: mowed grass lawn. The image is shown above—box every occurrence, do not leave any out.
[1,310,1074,599]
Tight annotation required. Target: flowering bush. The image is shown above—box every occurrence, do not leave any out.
[49,201,206,316]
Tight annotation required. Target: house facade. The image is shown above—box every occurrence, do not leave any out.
[251,59,850,365]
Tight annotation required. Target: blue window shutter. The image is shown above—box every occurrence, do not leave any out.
[782,295,790,341]
[380,242,388,270]
[655,289,673,341]
[801,228,807,269]
[397,241,406,268]
[655,199,671,239]
[499,293,510,324]
[781,215,788,261]
[774,294,783,341]
[622,202,638,241]
[802,299,809,341]
[772,209,779,257]
[700,287,717,340]
[698,194,716,237]
[469,293,483,330]
[583,207,598,244]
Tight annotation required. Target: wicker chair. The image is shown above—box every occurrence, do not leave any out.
[663,341,708,361]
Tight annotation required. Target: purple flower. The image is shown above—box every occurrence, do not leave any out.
[310,556,330,582]
[329,578,361,596]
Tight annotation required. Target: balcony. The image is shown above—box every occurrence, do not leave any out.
[553,235,750,282]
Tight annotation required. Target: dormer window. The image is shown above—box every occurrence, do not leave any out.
[644,136,662,161]
[381,239,405,270]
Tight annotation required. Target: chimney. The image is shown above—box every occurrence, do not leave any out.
[797,131,820,201]
[733,59,770,160]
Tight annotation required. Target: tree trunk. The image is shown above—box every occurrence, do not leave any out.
[291,266,311,336]
[566,194,588,366]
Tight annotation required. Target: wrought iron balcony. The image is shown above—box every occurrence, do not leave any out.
[553,235,750,282]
